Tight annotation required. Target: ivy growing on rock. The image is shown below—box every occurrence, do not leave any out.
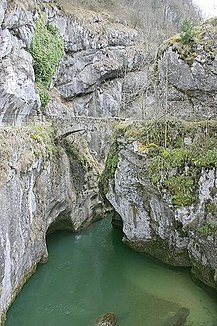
[30,19,64,108]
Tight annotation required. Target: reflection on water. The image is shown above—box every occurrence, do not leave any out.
[6,218,217,326]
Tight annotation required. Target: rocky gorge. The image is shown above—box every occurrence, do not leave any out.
[0,0,217,325]
[102,18,217,291]
[0,0,149,322]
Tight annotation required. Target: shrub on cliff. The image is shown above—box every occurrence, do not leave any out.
[30,20,64,108]
[180,18,196,44]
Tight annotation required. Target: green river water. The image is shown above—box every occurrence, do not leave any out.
[6,217,217,326]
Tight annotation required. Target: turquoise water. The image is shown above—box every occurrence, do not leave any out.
[6,218,217,326]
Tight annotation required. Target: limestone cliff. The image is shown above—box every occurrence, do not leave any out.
[101,18,217,290]
[0,124,105,324]
[0,0,213,324]
[155,18,217,120]
[102,112,217,290]
[0,0,147,324]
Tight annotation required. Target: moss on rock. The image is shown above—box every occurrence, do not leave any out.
[191,260,217,290]
[99,141,119,196]
[123,235,191,266]
[198,222,217,237]
[157,17,217,65]
[0,124,57,187]
[114,119,217,208]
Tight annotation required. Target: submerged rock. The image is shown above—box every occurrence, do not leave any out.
[90,312,117,326]
[163,308,189,326]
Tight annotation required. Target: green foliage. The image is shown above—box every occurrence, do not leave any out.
[205,202,217,218]
[116,120,217,208]
[29,124,58,158]
[164,175,196,207]
[99,141,119,196]
[146,129,217,207]
[30,19,64,108]
[159,17,217,66]
[180,18,196,44]
[61,138,87,165]
[190,148,217,168]
[198,222,217,236]
[37,82,50,108]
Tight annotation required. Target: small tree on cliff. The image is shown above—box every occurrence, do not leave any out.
[180,18,196,44]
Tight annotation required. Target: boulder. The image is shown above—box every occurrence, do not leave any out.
[90,312,117,326]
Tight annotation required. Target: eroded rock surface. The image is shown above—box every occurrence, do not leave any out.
[103,121,217,291]
[156,18,217,120]
[0,126,104,324]
[0,0,149,127]
[0,28,40,125]
[1,1,217,325]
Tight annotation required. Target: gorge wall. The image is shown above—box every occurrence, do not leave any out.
[103,121,217,291]
[0,124,105,324]
[0,0,150,323]
[0,0,214,324]
[102,18,217,292]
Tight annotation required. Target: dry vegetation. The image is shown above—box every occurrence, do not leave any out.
[57,0,201,52]
[8,0,201,53]
[0,124,56,186]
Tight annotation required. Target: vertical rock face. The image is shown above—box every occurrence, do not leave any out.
[0,0,150,158]
[0,126,104,324]
[0,1,215,325]
[0,2,149,323]
[155,18,217,120]
[48,7,149,161]
[0,1,40,125]
[103,121,217,291]
[0,0,150,126]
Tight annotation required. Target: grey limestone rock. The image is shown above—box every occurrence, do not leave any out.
[0,0,7,27]
[105,124,217,291]
[0,35,40,125]
[0,2,40,126]
[156,20,217,120]
[0,127,104,323]
[2,4,35,46]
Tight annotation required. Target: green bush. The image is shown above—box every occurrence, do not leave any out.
[36,82,50,108]
[30,19,64,108]
[180,18,196,44]
[164,175,196,207]
[198,222,217,236]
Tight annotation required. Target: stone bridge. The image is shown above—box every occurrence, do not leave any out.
[51,115,130,139]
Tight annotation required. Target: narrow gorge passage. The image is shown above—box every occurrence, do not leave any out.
[5,218,217,326]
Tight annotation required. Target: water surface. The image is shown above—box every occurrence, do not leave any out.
[6,218,217,326]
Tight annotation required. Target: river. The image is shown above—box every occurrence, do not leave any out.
[6,217,217,326]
